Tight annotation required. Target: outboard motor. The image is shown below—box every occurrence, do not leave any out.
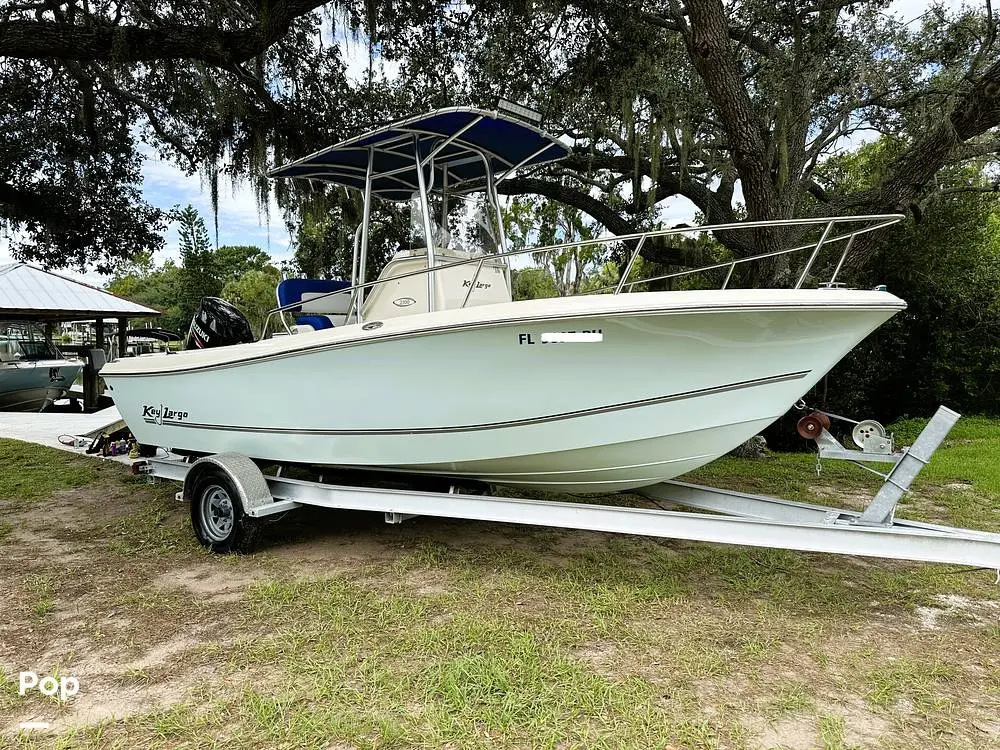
[185,297,255,350]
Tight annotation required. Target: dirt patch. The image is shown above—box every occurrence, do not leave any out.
[4,526,87,564]
[571,640,620,678]
[745,699,891,750]
[3,630,218,734]
[944,481,975,490]
[267,529,403,571]
[154,562,269,603]
[914,594,1000,630]
[18,485,145,527]
[831,697,893,746]
[750,715,818,750]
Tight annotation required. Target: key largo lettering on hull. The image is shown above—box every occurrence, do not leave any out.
[142,404,190,425]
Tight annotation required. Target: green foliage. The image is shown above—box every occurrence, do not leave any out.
[108,261,187,334]
[221,265,283,337]
[291,192,408,281]
[512,267,559,300]
[215,245,272,286]
[369,1,1000,272]
[6,1,1000,286]
[292,213,352,280]
[108,209,275,336]
[580,261,620,293]
[0,57,165,272]
[176,205,222,326]
[812,142,1000,420]
[507,194,608,296]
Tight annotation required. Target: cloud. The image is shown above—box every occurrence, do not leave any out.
[886,0,948,23]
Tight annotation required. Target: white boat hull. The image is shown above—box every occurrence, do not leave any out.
[102,289,904,491]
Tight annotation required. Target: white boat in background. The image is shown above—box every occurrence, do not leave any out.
[102,106,906,492]
[0,323,82,412]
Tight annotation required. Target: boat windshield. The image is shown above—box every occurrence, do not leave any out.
[0,324,62,361]
[406,194,499,255]
[408,195,452,249]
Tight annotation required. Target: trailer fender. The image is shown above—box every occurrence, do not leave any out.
[183,453,273,517]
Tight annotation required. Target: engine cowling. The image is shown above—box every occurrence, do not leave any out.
[185,297,255,350]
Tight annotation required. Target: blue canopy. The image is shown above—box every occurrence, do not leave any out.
[268,107,569,201]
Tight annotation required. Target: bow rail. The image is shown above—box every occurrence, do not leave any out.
[263,213,904,335]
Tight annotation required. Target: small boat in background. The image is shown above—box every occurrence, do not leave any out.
[0,322,83,412]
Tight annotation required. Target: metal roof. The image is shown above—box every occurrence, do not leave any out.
[269,107,569,201]
[0,262,160,321]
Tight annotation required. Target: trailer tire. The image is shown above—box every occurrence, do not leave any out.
[189,468,260,554]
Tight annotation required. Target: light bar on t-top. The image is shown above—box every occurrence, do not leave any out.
[496,98,543,125]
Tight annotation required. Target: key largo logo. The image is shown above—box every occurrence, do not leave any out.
[141,403,190,425]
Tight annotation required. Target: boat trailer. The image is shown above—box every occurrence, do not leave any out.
[134,405,1000,569]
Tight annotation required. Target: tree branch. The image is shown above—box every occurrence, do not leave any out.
[497,176,637,236]
[0,1,327,65]
[91,65,200,172]
[497,176,717,267]
[638,9,778,58]
[843,58,1000,214]
[918,182,1000,211]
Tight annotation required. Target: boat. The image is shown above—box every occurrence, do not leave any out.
[101,105,907,492]
[123,327,183,357]
[0,322,83,411]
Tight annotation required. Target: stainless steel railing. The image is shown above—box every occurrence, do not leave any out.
[262,213,904,336]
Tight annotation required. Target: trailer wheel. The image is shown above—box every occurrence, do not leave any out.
[189,469,260,554]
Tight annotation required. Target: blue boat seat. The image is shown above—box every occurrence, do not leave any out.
[277,278,353,329]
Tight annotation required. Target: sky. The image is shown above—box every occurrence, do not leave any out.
[0,0,964,285]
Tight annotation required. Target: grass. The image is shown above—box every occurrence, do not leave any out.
[103,501,190,556]
[24,573,55,619]
[1,423,1000,749]
[0,673,20,713]
[0,438,105,504]
[818,714,847,750]
[865,658,959,711]
[767,682,814,716]
[891,415,1000,494]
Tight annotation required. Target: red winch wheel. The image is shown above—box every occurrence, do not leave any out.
[796,411,831,440]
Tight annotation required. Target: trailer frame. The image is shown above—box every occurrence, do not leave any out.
[133,406,1000,569]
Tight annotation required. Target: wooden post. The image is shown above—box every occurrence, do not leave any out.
[117,317,128,359]
[85,317,105,410]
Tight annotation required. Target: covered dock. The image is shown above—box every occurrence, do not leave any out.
[0,262,160,410]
